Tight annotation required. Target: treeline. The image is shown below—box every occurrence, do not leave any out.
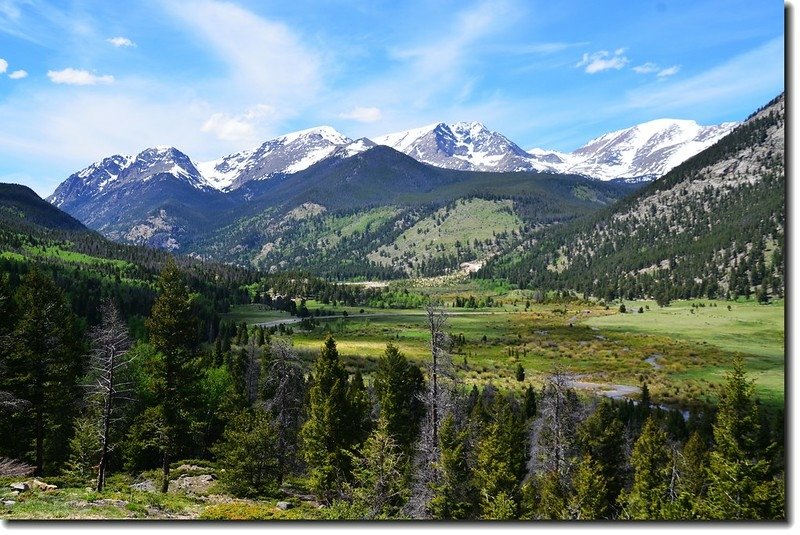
[0,267,784,519]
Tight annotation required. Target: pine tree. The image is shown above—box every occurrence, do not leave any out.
[668,430,708,518]
[428,412,475,519]
[569,454,609,520]
[212,408,278,497]
[374,343,425,453]
[704,358,784,519]
[346,370,372,448]
[523,385,537,419]
[473,394,528,518]
[533,469,569,519]
[620,417,673,519]
[342,417,407,519]
[2,268,82,475]
[63,416,101,486]
[300,335,356,502]
[145,258,201,492]
[576,401,626,516]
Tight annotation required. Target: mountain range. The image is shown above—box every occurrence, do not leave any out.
[44,142,636,275]
[2,93,783,290]
[41,111,745,277]
[50,116,736,207]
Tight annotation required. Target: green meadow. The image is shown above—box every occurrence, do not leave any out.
[228,297,785,410]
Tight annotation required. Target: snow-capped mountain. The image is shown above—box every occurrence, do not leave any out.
[48,146,210,209]
[196,126,369,191]
[372,121,552,173]
[49,118,739,213]
[528,119,738,182]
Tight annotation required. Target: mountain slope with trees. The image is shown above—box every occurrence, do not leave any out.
[482,94,785,303]
[42,143,637,278]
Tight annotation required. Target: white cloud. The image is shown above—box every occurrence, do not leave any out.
[47,68,114,85]
[8,69,27,79]
[165,0,322,107]
[502,41,589,55]
[392,0,512,78]
[201,104,276,142]
[576,49,629,74]
[0,87,222,178]
[625,38,782,113]
[0,58,7,74]
[0,1,22,21]
[632,62,680,78]
[339,106,382,123]
[336,0,515,133]
[632,62,659,74]
[657,65,681,78]
[107,36,136,47]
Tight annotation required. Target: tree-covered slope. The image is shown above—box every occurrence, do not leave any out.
[1,183,259,328]
[0,183,87,232]
[482,94,785,303]
[191,154,636,278]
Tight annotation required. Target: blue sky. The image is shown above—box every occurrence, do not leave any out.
[0,0,785,196]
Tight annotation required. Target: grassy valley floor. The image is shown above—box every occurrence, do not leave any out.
[224,294,785,411]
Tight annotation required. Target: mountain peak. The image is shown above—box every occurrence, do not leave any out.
[279,125,351,145]
[529,118,738,181]
[197,126,355,191]
[372,121,544,172]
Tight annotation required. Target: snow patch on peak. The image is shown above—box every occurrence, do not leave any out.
[372,123,443,153]
[279,125,350,145]
[528,118,738,181]
[451,121,488,137]
[373,121,548,173]
[196,126,356,190]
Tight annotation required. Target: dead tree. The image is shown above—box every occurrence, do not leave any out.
[243,335,262,406]
[528,367,583,484]
[425,303,450,446]
[262,338,305,483]
[405,303,463,518]
[0,457,35,478]
[86,300,133,492]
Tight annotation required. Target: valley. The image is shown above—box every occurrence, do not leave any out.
[0,92,786,521]
[223,289,784,410]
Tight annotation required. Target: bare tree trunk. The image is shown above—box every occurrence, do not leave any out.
[161,445,170,493]
[528,367,583,485]
[264,338,305,483]
[96,373,113,492]
[35,406,43,476]
[244,337,261,406]
[425,304,448,445]
[405,304,461,518]
[86,301,132,492]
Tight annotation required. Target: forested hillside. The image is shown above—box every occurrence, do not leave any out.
[0,184,262,331]
[0,184,86,231]
[482,94,785,303]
